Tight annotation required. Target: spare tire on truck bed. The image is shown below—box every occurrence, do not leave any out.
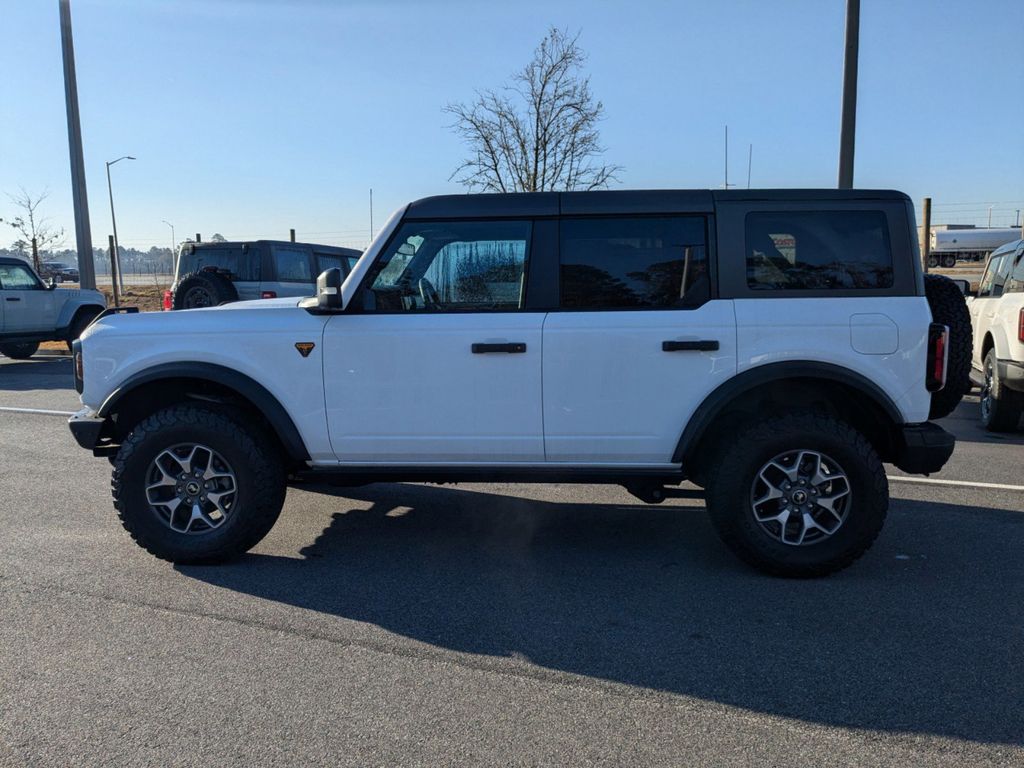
[172,271,238,310]
[924,273,972,420]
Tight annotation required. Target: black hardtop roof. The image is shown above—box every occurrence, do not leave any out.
[405,189,911,219]
[188,240,361,256]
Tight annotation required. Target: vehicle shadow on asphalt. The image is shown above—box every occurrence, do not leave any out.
[182,483,1024,746]
[0,358,74,391]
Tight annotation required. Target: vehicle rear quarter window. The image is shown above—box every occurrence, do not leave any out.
[559,216,708,309]
[1009,251,1024,293]
[182,246,260,281]
[273,246,314,283]
[745,211,893,290]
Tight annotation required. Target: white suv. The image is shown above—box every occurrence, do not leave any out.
[968,238,1024,430]
[68,190,963,577]
[0,257,105,359]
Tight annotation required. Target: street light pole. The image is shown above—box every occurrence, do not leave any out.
[837,0,860,188]
[162,219,176,274]
[59,0,96,290]
[106,155,134,292]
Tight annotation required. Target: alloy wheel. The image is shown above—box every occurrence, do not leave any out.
[145,443,237,534]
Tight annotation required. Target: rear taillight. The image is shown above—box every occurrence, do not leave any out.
[1018,308,1024,343]
[261,291,277,299]
[162,290,172,311]
[926,322,949,392]
[72,339,84,394]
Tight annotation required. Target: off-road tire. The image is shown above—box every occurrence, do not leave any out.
[65,307,103,350]
[924,273,972,419]
[0,341,40,359]
[705,411,888,578]
[980,348,1023,432]
[172,271,238,310]
[111,404,286,563]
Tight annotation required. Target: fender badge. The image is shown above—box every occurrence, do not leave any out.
[295,342,315,358]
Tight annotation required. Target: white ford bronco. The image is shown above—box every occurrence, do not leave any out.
[968,237,1024,431]
[0,256,105,359]
[69,190,965,576]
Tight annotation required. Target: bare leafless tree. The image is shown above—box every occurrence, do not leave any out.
[445,28,621,193]
[3,188,65,273]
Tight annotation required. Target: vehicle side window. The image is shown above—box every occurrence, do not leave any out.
[1010,251,1024,293]
[273,246,314,283]
[978,254,1008,298]
[315,252,344,275]
[0,263,42,290]
[991,251,1014,298]
[745,211,893,290]
[364,220,530,312]
[183,246,260,281]
[559,216,708,309]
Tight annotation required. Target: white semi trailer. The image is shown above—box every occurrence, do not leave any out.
[928,228,1021,267]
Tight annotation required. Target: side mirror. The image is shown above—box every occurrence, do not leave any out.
[316,267,343,310]
[48,276,58,290]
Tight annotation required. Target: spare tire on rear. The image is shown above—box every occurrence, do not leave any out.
[924,273,972,419]
[172,271,238,310]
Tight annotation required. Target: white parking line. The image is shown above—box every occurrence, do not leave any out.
[889,475,1024,493]
[0,406,75,417]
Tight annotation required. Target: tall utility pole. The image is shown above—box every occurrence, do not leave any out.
[369,187,375,241]
[920,197,932,274]
[59,0,95,289]
[837,0,860,189]
[162,219,175,273]
[747,144,753,189]
[106,155,134,291]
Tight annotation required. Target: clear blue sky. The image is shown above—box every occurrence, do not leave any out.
[2,0,1022,253]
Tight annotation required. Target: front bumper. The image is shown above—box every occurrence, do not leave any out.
[68,408,105,451]
[892,422,955,475]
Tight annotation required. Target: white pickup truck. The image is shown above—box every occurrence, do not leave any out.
[68,189,968,577]
[0,257,105,359]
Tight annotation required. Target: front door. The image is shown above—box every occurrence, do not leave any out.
[542,215,737,465]
[323,218,545,463]
[0,261,54,333]
[970,250,1012,364]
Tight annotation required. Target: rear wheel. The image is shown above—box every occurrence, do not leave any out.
[980,348,1023,432]
[111,404,286,563]
[172,271,238,310]
[0,341,40,359]
[705,411,888,577]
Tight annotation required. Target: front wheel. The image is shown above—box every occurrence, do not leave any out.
[111,404,287,563]
[0,341,40,359]
[705,412,888,577]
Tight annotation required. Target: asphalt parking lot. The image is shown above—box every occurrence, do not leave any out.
[1,356,1022,767]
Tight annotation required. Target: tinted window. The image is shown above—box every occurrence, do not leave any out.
[273,246,314,282]
[182,246,260,281]
[979,254,1009,298]
[1010,250,1024,293]
[0,263,41,290]
[559,216,708,309]
[745,211,892,290]
[366,220,529,311]
[316,252,360,276]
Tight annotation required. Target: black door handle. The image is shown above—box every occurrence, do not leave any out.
[662,339,719,352]
[5,297,20,302]
[472,342,527,354]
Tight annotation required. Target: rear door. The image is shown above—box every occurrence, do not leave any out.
[265,244,316,300]
[323,218,545,463]
[0,262,54,332]
[541,214,736,465]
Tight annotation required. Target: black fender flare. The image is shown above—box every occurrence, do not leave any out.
[672,361,905,464]
[98,362,310,462]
